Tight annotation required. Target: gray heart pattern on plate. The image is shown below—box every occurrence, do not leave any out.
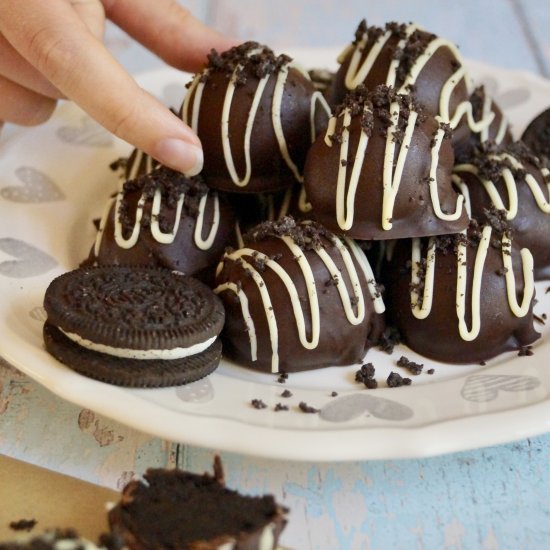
[0,238,57,278]
[478,74,531,109]
[497,88,531,109]
[319,393,414,422]
[176,378,214,403]
[1,167,64,203]
[57,117,113,147]
[461,374,541,402]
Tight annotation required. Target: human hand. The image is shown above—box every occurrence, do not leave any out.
[0,0,236,175]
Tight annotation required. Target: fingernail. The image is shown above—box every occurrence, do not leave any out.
[154,138,203,176]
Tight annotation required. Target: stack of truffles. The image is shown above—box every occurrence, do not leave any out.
[84,20,550,374]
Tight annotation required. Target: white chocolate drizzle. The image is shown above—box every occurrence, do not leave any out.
[181,51,331,188]
[410,237,436,320]
[340,22,494,134]
[455,225,492,340]
[126,149,157,181]
[194,193,221,250]
[113,193,145,249]
[214,232,384,373]
[150,188,184,244]
[408,225,534,341]
[93,186,221,257]
[428,124,465,221]
[453,153,550,220]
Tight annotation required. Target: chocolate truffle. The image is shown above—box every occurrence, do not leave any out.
[327,20,494,149]
[453,142,550,279]
[214,217,385,373]
[180,42,330,193]
[108,459,287,550]
[382,222,539,363]
[303,85,469,239]
[84,166,235,282]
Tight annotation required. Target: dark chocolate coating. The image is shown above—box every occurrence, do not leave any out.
[227,183,312,240]
[303,96,469,240]
[108,467,287,550]
[382,234,539,364]
[215,221,385,373]
[183,49,328,194]
[522,107,550,163]
[454,151,550,280]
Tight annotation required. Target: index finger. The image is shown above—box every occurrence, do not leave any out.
[102,0,237,72]
[0,0,203,175]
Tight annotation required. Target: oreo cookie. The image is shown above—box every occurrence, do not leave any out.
[43,266,225,387]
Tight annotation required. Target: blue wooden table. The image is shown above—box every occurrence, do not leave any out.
[2,2,550,548]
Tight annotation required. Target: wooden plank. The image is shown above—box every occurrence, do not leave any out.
[0,359,176,490]
[179,438,550,550]
[0,455,118,543]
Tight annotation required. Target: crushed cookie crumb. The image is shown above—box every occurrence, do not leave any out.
[251,399,268,410]
[355,362,375,383]
[298,401,319,414]
[396,355,424,375]
[534,313,546,325]
[277,371,289,384]
[387,372,412,387]
[365,378,378,389]
[9,519,37,532]
[378,326,401,354]
[518,345,534,357]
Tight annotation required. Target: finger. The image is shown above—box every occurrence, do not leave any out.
[0,0,203,175]
[67,0,105,39]
[0,0,105,101]
[102,0,237,72]
[0,74,57,125]
[0,33,63,98]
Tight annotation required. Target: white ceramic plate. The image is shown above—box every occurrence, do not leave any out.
[1,51,549,461]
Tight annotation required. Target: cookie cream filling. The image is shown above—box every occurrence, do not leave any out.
[59,328,216,360]
[215,523,276,550]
